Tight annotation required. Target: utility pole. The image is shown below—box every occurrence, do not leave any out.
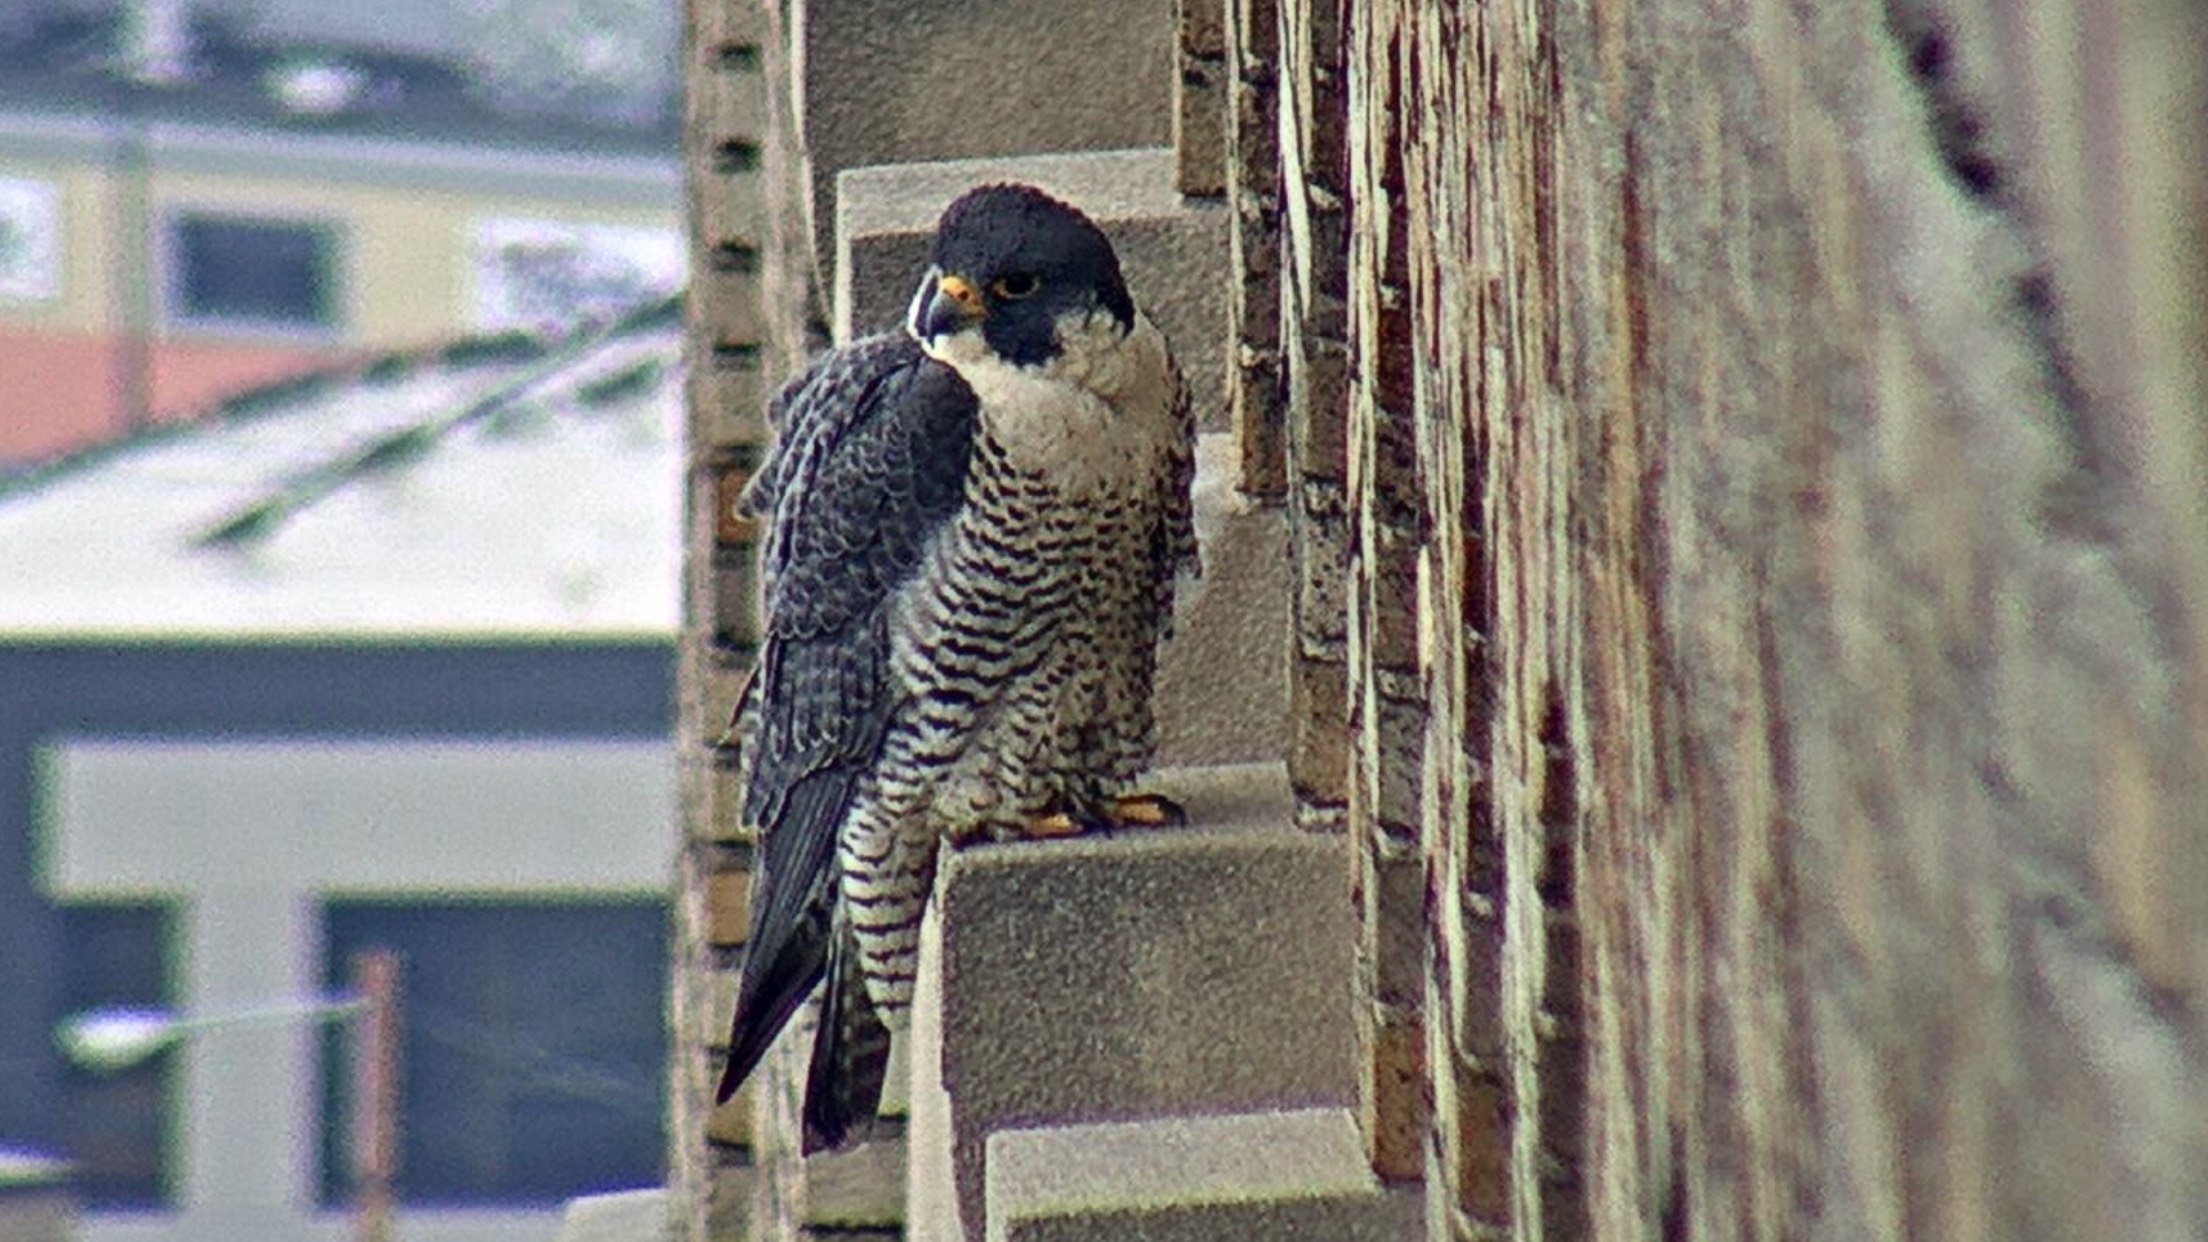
[108,85,152,434]
[351,949,401,1242]
[110,0,192,434]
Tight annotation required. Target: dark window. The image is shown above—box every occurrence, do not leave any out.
[55,903,175,1210]
[169,214,340,330]
[318,900,667,1209]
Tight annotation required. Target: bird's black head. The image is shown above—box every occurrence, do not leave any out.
[907,184,1135,369]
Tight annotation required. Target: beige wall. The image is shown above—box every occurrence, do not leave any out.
[0,155,116,333]
[140,170,678,347]
[2,154,676,347]
[0,139,676,460]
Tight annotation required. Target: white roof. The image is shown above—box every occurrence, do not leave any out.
[0,318,685,639]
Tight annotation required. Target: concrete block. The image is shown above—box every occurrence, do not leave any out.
[557,1187,669,1242]
[834,150,1231,431]
[707,1161,753,1241]
[907,763,1356,1239]
[799,1132,906,1230]
[705,865,752,946]
[794,0,1174,286]
[1154,432,1288,768]
[708,1084,755,1149]
[1174,0,1230,197]
[909,908,957,1240]
[986,1108,1422,1241]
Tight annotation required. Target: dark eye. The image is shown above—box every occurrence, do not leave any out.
[989,272,1041,300]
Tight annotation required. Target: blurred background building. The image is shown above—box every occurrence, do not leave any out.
[0,2,687,1239]
[0,0,680,465]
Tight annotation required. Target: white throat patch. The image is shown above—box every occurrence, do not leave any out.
[921,310,1181,494]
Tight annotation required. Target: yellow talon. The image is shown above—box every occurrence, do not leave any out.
[1109,794,1185,830]
[1019,794,1185,841]
[1025,811,1086,839]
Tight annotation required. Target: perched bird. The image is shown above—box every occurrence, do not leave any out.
[716,184,1196,1151]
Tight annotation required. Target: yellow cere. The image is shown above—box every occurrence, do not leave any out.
[938,274,986,316]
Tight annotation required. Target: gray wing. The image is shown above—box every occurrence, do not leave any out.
[718,333,977,1105]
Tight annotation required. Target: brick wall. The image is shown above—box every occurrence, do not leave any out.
[1223,0,1285,502]
[1275,0,1352,847]
[670,0,793,1238]
[677,3,912,1238]
[1255,0,2208,1237]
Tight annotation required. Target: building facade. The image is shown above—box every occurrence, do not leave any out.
[0,4,681,465]
[0,311,689,1240]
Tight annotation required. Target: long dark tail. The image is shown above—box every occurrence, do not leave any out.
[716,775,849,1106]
[801,917,893,1154]
[716,900,827,1105]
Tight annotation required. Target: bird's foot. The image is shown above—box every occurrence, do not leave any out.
[1023,809,1095,839]
[1107,792,1186,830]
[1019,793,1186,841]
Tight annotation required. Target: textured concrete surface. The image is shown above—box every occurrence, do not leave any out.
[795,0,1173,289]
[557,1188,669,1242]
[834,150,1231,430]
[907,892,958,1242]
[1154,433,1289,768]
[986,1108,1420,1241]
[796,1132,905,1231]
[908,762,1355,1240]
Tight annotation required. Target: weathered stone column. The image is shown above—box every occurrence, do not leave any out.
[1225,0,1285,501]
[1342,0,1436,1194]
[672,0,810,1238]
[1276,0,1352,841]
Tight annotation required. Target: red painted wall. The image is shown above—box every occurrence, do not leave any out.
[0,331,120,463]
[146,336,348,426]
[0,327,342,465]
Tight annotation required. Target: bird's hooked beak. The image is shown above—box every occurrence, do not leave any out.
[910,269,986,343]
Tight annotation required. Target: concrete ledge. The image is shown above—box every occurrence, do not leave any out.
[556,1188,668,1242]
[798,1129,906,1231]
[835,150,1231,429]
[1154,433,1288,768]
[986,1108,1422,1242]
[796,0,1172,285]
[908,763,1356,1240]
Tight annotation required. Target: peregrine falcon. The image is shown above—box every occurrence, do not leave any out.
[716,184,1196,1152]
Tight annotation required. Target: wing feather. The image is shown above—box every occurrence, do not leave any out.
[718,334,976,1102]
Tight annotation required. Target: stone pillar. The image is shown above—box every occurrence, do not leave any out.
[671,0,794,1238]
[1175,0,1229,198]
[1341,0,1433,1191]
[1225,0,1285,500]
[1277,0,1352,843]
